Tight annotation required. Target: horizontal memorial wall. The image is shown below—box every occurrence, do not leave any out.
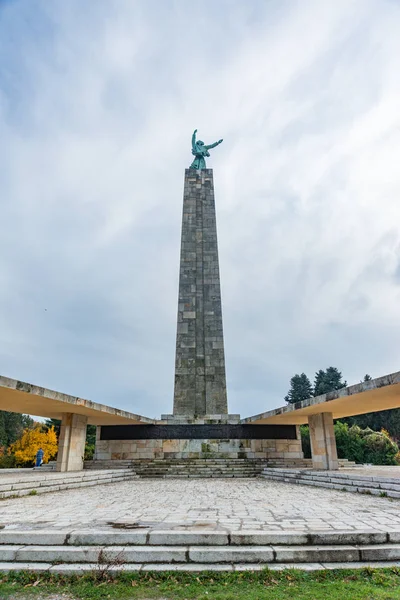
[100,424,297,441]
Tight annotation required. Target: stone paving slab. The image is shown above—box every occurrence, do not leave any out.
[0,479,400,534]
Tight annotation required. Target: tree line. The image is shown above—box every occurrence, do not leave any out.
[284,368,400,442]
[284,367,348,404]
[0,413,97,467]
[284,367,400,464]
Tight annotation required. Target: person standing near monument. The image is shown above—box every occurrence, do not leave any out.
[35,447,44,468]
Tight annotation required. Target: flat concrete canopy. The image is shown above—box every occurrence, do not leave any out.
[0,375,155,425]
[242,371,400,425]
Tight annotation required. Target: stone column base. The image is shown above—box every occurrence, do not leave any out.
[308,412,338,470]
[56,413,88,472]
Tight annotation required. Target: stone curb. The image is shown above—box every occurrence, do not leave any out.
[261,471,400,499]
[0,544,400,564]
[0,470,138,498]
[1,529,400,546]
[1,561,400,573]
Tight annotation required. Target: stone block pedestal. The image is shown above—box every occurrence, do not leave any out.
[95,419,304,462]
[308,412,338,470]
[57,413,88,472]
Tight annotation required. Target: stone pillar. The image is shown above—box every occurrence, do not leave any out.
[56,413,88,472]
[173,169,227,416]
[308,412,338,470]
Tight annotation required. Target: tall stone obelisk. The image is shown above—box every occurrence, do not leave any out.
[173,168,228,417]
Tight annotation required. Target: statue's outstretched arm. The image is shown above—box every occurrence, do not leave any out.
[192,129,197,152]
[204,138,223,150]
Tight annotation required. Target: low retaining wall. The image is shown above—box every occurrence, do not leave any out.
[95,437,303,461]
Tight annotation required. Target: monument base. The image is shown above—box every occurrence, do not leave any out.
[95,437,303,461]
[94,420,303,462]
[160,414,241,424]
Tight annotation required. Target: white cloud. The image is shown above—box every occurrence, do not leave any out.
[1,0,400,418]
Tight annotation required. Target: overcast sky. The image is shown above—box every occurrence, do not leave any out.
[1,0,400,420]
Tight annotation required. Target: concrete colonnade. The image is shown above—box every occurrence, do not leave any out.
[56,413,88,472]
[308,412,338,470]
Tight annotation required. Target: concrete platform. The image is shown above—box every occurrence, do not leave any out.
[243,370,400,424]
[0,478,399,533]
[0,478,399,571]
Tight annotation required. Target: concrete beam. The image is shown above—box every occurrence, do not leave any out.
[241,371,400,425]
[0,375,154,425]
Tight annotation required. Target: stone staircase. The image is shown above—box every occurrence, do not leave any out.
[33,460,56,472]
[86,458,267,478]
[85,460,133,470]
[0,528,400,572]
[0,469,138,499]
[84,457,357,477]
[265,458,358,469]
[261,468,400,498]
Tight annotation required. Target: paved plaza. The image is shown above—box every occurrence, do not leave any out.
[0,478,399,534]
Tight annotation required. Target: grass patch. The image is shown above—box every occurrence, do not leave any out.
[0,567,400,599]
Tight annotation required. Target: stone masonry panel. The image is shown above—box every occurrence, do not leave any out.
[173,169,227,416]
[94,437,303,461]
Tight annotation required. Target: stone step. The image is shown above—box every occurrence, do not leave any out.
[291,474,400,493]
[86,459,267,466]
[2,561,400,573]
[1,529,398,547]
[140,474,259,479]
[0,469,138,498]
[261,469,400,499]
[33,461,56,472]
[262,468,400,486]
[1,543,400,564]
[134,468,261,473]
[86,457,266,479]
[135,475,259,478]
[265,459,357,469]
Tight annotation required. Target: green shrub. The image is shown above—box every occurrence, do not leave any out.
[363,429,399,465]
[301,421,399,465]
[335,422,366,464]
[300,425,311,458]
[84,443,95,461]
[0,453,17,469]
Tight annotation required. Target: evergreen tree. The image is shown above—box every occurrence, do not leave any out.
[363,374,372,382]
[86,425,97,446]
[284,373,313,404]
[22,415,34,429]
[0,411,32,447]
[44,418,61,438]
[314,367,347,396]
[0,413,6,447]
[313,370,326,397]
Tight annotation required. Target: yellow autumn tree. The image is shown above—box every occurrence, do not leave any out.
[10,425,58,466]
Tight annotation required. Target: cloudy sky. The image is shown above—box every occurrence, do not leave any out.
[1,0,400,420]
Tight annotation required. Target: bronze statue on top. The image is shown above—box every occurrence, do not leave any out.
[190,129,223,170]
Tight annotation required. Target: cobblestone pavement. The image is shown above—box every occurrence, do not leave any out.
[0,479,399,533]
